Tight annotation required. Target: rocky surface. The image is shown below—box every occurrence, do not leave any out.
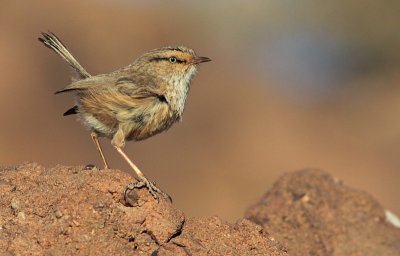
[245,169,400,256]
[0,163,286,255]
[1,164,399,255]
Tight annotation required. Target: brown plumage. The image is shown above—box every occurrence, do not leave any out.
[39,32,210,200]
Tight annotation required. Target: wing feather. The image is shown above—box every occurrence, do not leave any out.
[55,75,115,94]
[56,73,167,102]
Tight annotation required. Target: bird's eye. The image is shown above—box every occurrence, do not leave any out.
[169,57,177,63]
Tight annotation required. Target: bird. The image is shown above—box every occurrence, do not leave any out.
[38,32,210,201]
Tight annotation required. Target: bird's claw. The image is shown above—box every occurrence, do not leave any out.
[124,179,172,203]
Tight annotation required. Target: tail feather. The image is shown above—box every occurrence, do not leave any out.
[63,105,78,116]
[38,32,91,79]
[54,88,81,95]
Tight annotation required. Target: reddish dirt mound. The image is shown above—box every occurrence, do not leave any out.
[1,164,399,255]
[245,169,400,255]
[0,163,286,255]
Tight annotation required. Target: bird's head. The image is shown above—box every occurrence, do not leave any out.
[136,46,211,86]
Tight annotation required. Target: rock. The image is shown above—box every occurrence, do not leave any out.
[3,163,397,255]
[0,163,287,255]
[245,169,400,256]
[157,217,287,255]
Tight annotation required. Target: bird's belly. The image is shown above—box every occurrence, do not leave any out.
[126,103,178,141]
[77,92,178,140]
[79,111,118,138]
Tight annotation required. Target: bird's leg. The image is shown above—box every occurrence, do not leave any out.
[90,132,109,169]
[113,146,171,202]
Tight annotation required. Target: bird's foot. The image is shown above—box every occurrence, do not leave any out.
[124,178,172,203]
[84,164,98,171]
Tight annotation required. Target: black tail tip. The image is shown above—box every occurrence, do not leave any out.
[63,106,78,116]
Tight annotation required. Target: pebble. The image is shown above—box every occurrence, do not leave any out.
[17,212,26,221]
[54,210,63,219]
[11,198,20,210]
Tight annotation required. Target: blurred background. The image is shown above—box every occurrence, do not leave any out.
[1,0,399,221]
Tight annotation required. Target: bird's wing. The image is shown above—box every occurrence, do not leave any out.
[55,75,115,94]
[115,76,167,99]
[56,74,167,100]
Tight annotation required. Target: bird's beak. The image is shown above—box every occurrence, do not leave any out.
[191,56,211,64]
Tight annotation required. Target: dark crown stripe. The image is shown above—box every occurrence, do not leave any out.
[166,47,183,52]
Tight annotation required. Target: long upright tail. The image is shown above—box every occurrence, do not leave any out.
[38,32,91,79]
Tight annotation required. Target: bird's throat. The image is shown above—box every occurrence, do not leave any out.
[166,66,197,117]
